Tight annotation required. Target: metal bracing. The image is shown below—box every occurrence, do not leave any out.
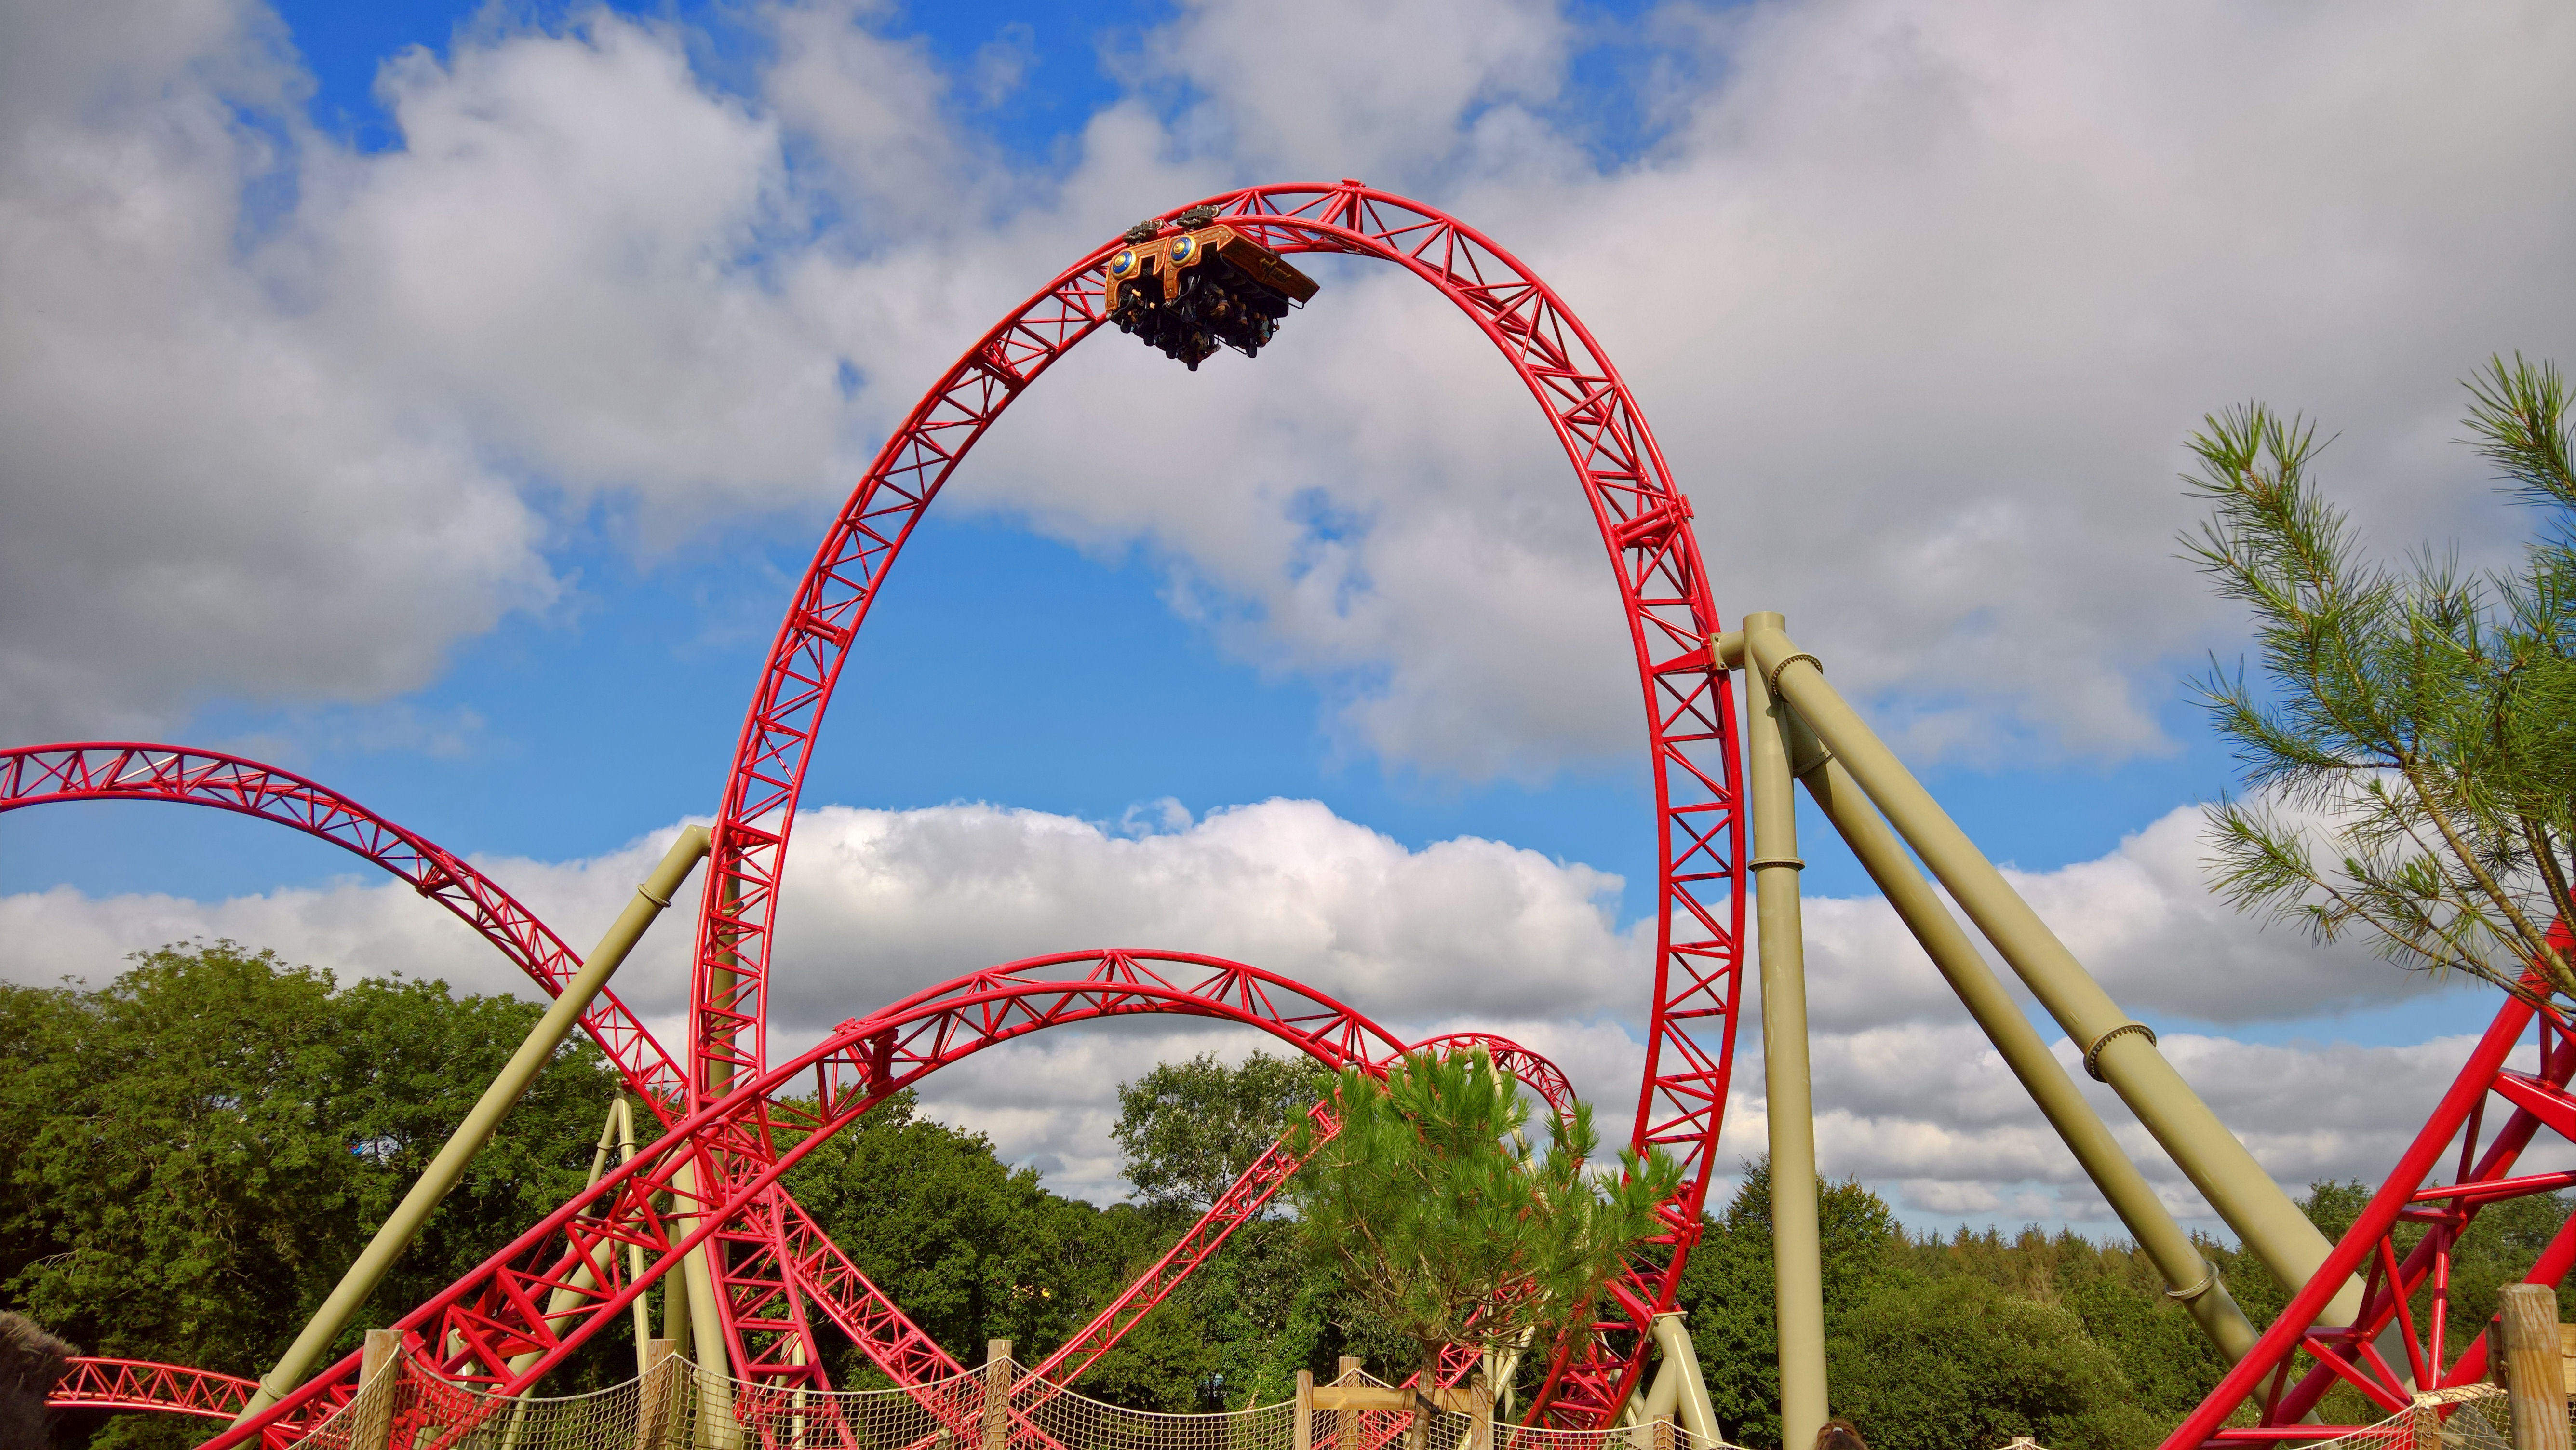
[1733,619,2363,1329]
[1715,658,2267,1359]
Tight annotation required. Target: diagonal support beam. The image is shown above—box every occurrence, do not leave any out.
[233,826,711,1424]
[1732,621,2361,1329]
[1776,698,2259,1358]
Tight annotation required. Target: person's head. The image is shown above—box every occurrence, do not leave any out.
[1814,1419,1869,1450]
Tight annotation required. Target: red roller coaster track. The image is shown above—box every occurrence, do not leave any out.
[45,1359,259,1423]
[197,951,1577,1448]
[688,180,1745,1425]
[2,745,1458,1437]
[0,743,687,1111]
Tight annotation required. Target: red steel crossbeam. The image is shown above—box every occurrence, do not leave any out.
[47,1358,259,1422]
[693,182,1744,1426]
[2162,945,2576,1449]
[198,951,1410,1450]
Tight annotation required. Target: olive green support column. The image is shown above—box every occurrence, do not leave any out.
[612,1098,653,1379]
[671,1154,738,1447]
[1741,612,1829,1450]
[1790,738,2258,1360]
[1737,622,2360,1327]
[234,826,712,1425]
[662,1243,691,1356]
[1649,1313,1719,1445]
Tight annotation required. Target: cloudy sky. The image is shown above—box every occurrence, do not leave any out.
[4,0,2574,1237]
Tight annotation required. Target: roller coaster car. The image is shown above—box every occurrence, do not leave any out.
[1104,224,1319,370]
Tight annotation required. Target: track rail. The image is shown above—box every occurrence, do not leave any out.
[198,951,1578,1449]
[2160,945,2576,1449]
[47,1358,259,1422]
[692,181,1744,1424]
[0,744,687,1110]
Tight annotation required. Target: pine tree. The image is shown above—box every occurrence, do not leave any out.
[1282,1046,1678,1441]
[2186,355,2576,999]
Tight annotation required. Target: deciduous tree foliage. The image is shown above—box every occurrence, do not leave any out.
[1112,1051,1330,1214]
[0,941,630,1450]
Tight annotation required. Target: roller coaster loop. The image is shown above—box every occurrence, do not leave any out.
[689,180,1745,1425]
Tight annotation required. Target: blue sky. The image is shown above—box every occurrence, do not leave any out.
[15,0,2240,901]
[5,0,2573,1227]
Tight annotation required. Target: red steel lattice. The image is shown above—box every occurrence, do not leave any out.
[48,1358,260,1422]
[198,950,1556,1448]
[37,182,1745,1435]
[691,181,1745,1426]
[2160,937,2576,1449]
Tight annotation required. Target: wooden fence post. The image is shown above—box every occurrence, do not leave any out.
[633,1339,677,1450]
[1339,1357,1364,1384]
[1296,1369,1316,1450]
[983,1340,1014,1450]
[2499,1286,2569,1450]
[349,1329,400,1450]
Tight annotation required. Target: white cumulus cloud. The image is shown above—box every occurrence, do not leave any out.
[1,795,2523,1222]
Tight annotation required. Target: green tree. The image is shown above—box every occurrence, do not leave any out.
[1105,1053,1401,1410]
[2185,356,2576,999]
[1113,1051,1331,1213]
[1827,1274,2162,1450]
[1675,1158,1905,1448]
[1282,1046,1680,1431]
[0,941,627,1450]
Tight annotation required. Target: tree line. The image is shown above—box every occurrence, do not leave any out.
[8,946,2574,1450]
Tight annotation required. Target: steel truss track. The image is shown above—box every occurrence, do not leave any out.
[2161,941,2576,1449]
[9,744,1570,1436]
[0,744,687,1108]
[691,181,1746,1425]
[46,1358,260,1422]
[198,950,1573,1448]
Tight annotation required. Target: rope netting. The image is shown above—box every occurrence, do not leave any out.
[2265,1383,2515,1450]
[267,1357,1747,1450]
